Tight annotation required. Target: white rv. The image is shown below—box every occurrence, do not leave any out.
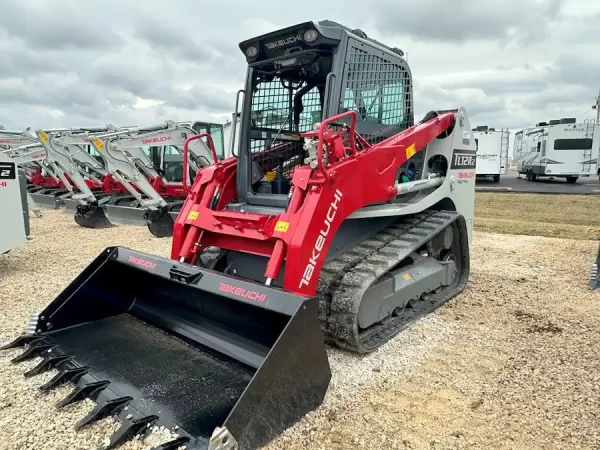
[472,126,509,182]
[514,118,598,183]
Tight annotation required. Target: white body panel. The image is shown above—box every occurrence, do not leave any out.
[514,120,598,178]
[473,128,509,177]
[0,152,27,254]
[223,114,241,159]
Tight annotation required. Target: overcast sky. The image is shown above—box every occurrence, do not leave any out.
[1,0,598,143]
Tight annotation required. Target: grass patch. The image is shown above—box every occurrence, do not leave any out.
[474,193,600,240]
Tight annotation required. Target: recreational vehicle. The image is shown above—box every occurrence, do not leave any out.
[472,126,509,182]
[514,118,598,183]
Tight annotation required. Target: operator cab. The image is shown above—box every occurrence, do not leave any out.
[235,20,414,209]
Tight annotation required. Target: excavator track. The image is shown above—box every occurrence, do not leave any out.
[317,210,469,353]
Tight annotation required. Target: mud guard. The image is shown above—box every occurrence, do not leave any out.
[2,247,331,450]
[74,202,114,228]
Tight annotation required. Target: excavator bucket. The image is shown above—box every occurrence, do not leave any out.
[146,213,175,238]
[146,205,177,238]
[2,247,331,450]
[74,203,114,229]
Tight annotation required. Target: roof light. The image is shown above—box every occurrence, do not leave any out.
[245,45,258,58]
[303,29,319,43]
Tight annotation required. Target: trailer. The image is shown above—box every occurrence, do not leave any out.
[472,126,509,182]
[514,118,598,183]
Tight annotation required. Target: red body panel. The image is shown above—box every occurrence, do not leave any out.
[28,169,63,188]
[172,111,457,297]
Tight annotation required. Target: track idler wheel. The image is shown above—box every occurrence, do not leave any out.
[145,204,174,238]
[74,202,114,229]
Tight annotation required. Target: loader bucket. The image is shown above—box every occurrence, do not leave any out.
[2,247,331,450]
[74,203,114,229]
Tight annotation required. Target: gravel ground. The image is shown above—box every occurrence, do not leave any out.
[1,210,599,450]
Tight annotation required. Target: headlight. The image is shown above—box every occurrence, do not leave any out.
[303,29,319,43]
[245,45,258,57]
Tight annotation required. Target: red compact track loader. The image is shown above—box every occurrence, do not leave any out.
[2,20,476,450]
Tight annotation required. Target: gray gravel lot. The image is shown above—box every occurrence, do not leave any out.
[1,210,599,450]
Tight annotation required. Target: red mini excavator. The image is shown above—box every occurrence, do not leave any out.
[2,20,476,450]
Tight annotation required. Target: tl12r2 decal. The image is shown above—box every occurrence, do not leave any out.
[0,162,16,180]
[450,149,477,170]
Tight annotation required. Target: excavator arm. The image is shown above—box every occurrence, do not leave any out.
[117,120,217,174]
[89,121,219,236]
[0,129,38,149]
[35,126,120,227]
[50,133,109,180]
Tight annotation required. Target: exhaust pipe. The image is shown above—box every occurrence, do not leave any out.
[2,247,331,449]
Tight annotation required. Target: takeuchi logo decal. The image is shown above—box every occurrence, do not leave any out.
[141,136,173,144]
[128,255,157,270]
[219,283,266,302]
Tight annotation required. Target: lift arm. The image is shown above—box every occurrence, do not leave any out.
[173,109,462,297]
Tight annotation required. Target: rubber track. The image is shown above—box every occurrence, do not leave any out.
[316,210,466,353]
[197,209,468,353]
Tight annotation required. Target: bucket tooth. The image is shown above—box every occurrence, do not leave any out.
[74,396,133,430]
[150,437,191,450]
[39,366,89,392]
[209,426,238,450]
[105,415,159,449]
[0,334,39,350]
[11,340,56,363]
[24,354,72,377]
[56,380,110,408]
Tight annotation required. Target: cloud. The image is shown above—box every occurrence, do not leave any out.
[370,0,565,45]
[0,1,123,50]
[132,14,214,62]
[0,0,597,135]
